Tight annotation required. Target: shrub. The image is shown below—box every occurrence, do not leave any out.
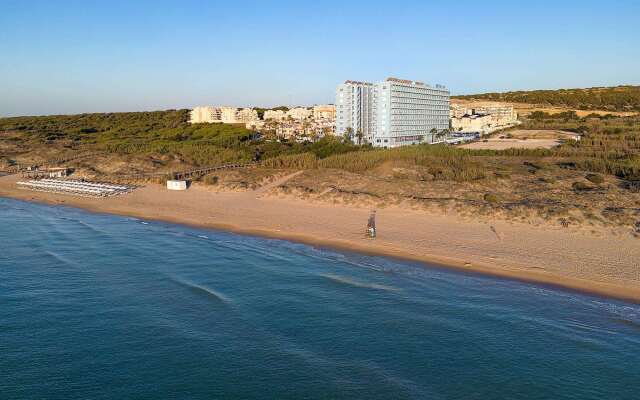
[484,193,499,203]
[262,152,317,169]
[204,175,219,185]
[585,173,604,185]
[572,181,593,191]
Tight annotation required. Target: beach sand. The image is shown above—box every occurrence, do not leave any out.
[2,173,639,303]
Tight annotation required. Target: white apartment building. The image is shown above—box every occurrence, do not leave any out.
[189,106,258,124]
[450,102,519,134]
[313,104,336,120]
[220,107,239,123]
[236,108,259,123]
[472,104,518,124]
[336,77,450,147]
[335,80,376,143]
[263,110,287,121]
[286,107,313,120]
[189,106,222,123]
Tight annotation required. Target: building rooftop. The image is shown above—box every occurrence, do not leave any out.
[385,77,447,90]
[386,77,425,86]
[344,80,373,86]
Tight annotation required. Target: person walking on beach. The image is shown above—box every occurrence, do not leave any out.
[367,210,377,238]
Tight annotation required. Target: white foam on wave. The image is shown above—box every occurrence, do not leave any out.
[318,273,399,292]
[44,250,80,268]
[170,277,231,304]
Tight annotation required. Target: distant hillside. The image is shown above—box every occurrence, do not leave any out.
[454,86,640,112]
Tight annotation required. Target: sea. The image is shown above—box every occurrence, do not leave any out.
[1,197,639,399]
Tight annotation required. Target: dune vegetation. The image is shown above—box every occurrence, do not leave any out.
[1,109,639,183]
[454,85,640,112]
[1,109,640,231]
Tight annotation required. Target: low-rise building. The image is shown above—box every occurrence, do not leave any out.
[245,120,266,131]
[263,109,287,121]
[450,104,470,119]
[236,108,259,123]
[189,106,259,124]
[219,107,239,123]
[450,102,519,135]
[472,104,518,124]
[451,114,493,133]
[313,104,336,120]
[287,107,312,120]
[189,106,222,123]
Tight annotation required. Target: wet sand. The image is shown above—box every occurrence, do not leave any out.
[1,173,639,303]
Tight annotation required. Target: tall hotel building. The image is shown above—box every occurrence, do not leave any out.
[336,77,450,147]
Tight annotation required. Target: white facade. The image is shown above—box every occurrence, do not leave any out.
[167,180,188,191]
[189,106,259,124]
[286,107,313,120]
[336,77,450,147]
[264,110,287,121]
[235,108,259,123]
[450,103,519,134]
[189,106,222,123]
[313,104,336,120]
[335,81,375,143]
[219,107,238,123]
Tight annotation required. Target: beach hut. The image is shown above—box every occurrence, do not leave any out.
[47,167,70,178]
[167,180,188,191]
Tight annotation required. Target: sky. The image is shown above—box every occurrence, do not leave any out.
[1,0,639,116]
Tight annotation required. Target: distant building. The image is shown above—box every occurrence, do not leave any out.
[336,77,450,147]
[220,107,239,123]
[313,104,336,120]
[235,108,259,123]
[451,114,493,133]
[189,106,258,124]
[336,80,376,142]
[21,167,71,179]
[450,102,519,134]
[450,104,469,119]
[245,120,265,131]
[189,106,222,123]
[286,107,312,120]
[263,109,287,121]
[472,104,517,122]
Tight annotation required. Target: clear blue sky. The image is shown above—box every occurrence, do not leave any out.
[1,0,639,116]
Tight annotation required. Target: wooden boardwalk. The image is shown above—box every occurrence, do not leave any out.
[3,151,104,176]
[171,163,255,180]
[120,162,256,181]
[2,150,256,181]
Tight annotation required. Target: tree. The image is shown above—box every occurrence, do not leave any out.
[310,130,320,143]
[429,128,438,144]
[435,129,449,142]
[343,127,354,144]
[356,129,364,145]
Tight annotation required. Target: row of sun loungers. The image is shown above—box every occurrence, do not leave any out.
[17,179,135,198]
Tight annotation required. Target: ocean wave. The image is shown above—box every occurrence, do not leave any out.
[318,273,399,292]
[169,277,230,304]
[43,250,80,268]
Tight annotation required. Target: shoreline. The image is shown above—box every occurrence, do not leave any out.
[2,174,639,304]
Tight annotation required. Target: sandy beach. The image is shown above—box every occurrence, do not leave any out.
[1,172,639,303]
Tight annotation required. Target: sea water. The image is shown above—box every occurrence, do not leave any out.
[1,197,639,399]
